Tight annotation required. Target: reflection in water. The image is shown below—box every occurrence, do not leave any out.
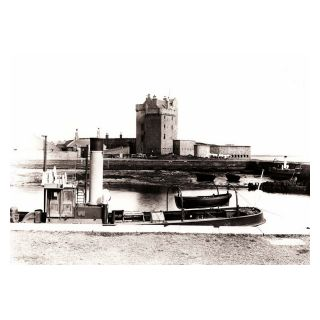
[10,185,310,229]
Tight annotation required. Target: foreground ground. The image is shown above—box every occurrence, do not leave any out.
[10,231,309,265]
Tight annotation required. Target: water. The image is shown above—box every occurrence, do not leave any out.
[10,184,310,229]
[251,154,310,164]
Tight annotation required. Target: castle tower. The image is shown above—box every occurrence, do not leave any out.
[136,94,178,155]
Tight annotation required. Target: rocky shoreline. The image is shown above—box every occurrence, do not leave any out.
[11,166,272,190]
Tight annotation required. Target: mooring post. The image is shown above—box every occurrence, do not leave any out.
[102,204,108,225]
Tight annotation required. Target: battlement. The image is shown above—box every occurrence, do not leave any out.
[136,94,178,115]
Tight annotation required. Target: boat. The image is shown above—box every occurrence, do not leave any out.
[160,207,264,226]
[260,180,309,195]
[194,172,216,182]
[11,184,265,228]
[248,182,259,191]
[174,188,231,209]
[11,180,264,227]
[269,156,302,181]
[269,167,301,181]
[12,205,265,227]
[226,173,240,182]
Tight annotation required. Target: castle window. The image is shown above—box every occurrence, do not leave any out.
[163,134,166,139]
[164,124,166,128]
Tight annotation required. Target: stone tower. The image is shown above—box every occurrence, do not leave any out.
[136,94,178,155]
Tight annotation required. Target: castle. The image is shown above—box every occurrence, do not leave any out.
[136,94,178,155]
[65,94,251,159]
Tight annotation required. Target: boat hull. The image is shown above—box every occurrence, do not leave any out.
[154,207,265,227]
[226,173,240,182]
[174,193,232,209]
[269,168,301,181]
[195,172,216,182]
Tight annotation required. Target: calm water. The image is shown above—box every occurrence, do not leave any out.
[10,184,310,229]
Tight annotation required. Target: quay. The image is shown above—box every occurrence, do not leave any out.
[10,223,310,265]
[10,221,310,235]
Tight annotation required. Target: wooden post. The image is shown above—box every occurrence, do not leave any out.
[84,146,89,203]
[42,135,47,172]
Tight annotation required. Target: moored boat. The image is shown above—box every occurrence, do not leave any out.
[226,173,240,182]
[174,191,231,209]
[160,207,265,227]
[195,172,216,182]
[269,156,302,181]
[269,167,301,181]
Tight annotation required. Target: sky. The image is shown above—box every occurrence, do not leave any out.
[7,0,314,159]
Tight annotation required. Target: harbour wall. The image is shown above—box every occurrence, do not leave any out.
[13,158,310,175]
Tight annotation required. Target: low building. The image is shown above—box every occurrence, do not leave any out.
[210,144,251,159]
[104,133,136,154]
[64,138,90,151]
[103,146,130,158]
[173,140,195,156]
[57,130,91,157]
[194,144,211,158]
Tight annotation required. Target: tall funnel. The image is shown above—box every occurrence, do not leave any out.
[89,138,104,205]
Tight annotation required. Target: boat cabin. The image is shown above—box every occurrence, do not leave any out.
[41,168,104,220]
[44,185,76,218]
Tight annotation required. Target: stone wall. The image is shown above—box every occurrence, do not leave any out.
[173,140,195,156]
[210,145,251,159]
[194,144,211,157]
[105,137,136,154]
[145,114,161,154]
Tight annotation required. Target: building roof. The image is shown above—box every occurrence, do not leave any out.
[173,139,195,143]
[65,138,90,148]
[211,144,251,147]
[195,142,211,146]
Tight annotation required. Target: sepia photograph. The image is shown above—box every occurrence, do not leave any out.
[3,0,318,319]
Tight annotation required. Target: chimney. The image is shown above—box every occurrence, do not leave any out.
[89,138,104,205]
[105,133,109,148]
[75,129,79,141]
[120,132,122,139]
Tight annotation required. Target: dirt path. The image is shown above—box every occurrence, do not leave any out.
[11,231,309,265]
